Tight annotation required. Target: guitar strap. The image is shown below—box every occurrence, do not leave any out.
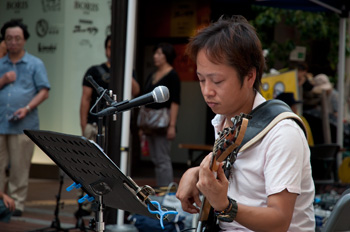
[238,99,306,152]
[224,99,306,178]
[207,100,307,232]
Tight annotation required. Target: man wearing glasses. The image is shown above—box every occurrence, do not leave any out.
[0,20,50,217]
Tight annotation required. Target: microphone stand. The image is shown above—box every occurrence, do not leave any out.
[87,91,117,231]
[73,98,105,232]
[74,91,112,231]
[89,97,108,231]
[79,77,170,229]
[96,99,105,150]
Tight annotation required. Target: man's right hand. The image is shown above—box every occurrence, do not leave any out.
[3,71,16,84]
[2,193,15,212]
[176,167,202,214]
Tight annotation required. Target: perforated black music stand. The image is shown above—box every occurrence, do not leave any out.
[24,129,158,227]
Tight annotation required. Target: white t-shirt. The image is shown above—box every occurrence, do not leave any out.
[211,92,315,232]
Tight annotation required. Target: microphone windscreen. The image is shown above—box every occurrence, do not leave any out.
[153,86,170,103]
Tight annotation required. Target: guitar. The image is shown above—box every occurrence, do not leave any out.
[197,113,249,232]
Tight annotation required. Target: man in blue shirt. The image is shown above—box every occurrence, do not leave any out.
[0,20,50,217]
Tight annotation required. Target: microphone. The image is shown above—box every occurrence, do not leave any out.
[95,86,169,116]
[85,75,114,104]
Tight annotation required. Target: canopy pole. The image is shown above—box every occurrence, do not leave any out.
[336,17,346,168]
[117,0,137,225]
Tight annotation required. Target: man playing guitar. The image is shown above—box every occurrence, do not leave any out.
[176,15,315,232]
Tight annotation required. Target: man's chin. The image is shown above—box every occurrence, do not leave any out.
[210,107,220,115]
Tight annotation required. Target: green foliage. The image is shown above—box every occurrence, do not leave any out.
[250,6,341,73]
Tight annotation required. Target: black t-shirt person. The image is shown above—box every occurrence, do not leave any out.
[82,63,110,124]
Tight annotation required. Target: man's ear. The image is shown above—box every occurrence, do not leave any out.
[245,68,256,88]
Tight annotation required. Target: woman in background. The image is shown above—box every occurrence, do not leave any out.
[139,43,181,187]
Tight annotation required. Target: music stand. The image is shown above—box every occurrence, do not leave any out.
[24,129,159,231]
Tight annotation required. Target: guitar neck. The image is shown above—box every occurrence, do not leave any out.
[198,143,239,223]
[210,143,238,172]
[197,116,248,226]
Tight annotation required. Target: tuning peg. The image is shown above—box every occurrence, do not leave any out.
[229,126,237,133]
[241,113,252,119]
[220,147,225,152]
[231,117,237,125]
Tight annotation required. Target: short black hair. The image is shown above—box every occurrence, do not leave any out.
[153,43,176,65]
[186,15,265,91]
[104,35,111,49]
[1,20,30,40]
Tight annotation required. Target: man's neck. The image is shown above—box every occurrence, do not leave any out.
[226,90,256,124]
[9,49,25,63]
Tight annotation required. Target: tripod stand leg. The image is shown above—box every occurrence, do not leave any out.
[26,174,69,232]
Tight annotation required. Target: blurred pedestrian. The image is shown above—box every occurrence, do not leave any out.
[312,73,338,119]
[295,62,315,111]
[138,43,181,187]
[0,20,50,217]
[80,35,140,142]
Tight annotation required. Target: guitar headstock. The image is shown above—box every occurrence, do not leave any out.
[212,113,250,164]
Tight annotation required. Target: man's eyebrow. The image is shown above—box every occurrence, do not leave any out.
[196,71,219,78]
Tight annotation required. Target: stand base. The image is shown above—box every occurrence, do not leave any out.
[105,224,138,232]
[27,222,69,232]
[27,220,95,232]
